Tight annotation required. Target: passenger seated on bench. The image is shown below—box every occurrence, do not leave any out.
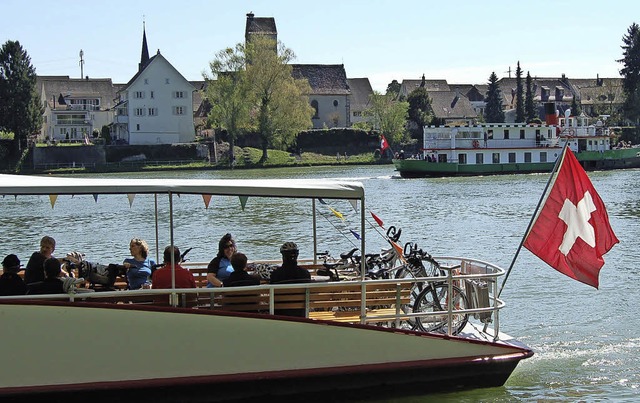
[207,233,236,288]
[270,242,311,317]
[24,235,56,284]
[223,253,260,287]
[123,238,155,289]
[0,254,27,296]
[26,258,65,295]
[270,242,311,285]
[152,245,196,289]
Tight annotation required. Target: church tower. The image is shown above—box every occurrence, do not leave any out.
[139,22,150,72]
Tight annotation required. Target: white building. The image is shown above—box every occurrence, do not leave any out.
[112,28,195,145]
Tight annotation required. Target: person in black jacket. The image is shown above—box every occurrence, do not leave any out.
[223,253,260,287]
[26,258,65,295]
[269,242,311,317]
[0,254,27,296]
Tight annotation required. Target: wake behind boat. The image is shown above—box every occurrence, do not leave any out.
[0,174,532,402]
[394,103,640,178]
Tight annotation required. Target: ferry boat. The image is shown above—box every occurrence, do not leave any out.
[0,174,532,402]
[393,108,640,178]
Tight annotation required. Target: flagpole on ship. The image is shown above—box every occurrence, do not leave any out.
[498,139,571,298]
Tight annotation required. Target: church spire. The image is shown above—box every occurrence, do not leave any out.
[139,21,150,72]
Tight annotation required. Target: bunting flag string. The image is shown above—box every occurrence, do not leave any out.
[329,207,345,221]
[349,199,358,212]
[317,198,327,205]
[350,229,361,241]
[370,211,384,228]
[93,194,99,203]
[202,194,212,209]
[127,194,136,207]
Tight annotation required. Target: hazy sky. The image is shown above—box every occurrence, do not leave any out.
[2,0,637,92]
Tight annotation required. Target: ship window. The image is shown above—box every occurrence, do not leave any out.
[458,153,467,164]
[504,129,510,139]
[540,152,547,162]
[508,153,516,163]
[524,152,531,163]
[487,129,494,139]
[475,153,483,164]
[520,129,525,139]
[492,153,500,163]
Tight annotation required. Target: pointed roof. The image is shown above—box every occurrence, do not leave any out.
[291,64,350,95]
[139,23,150,72]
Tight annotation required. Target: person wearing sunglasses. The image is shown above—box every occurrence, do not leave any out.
[206,233,236,287]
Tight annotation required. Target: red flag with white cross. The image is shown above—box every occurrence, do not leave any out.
[380,135,389,152]
[523,148,619,288]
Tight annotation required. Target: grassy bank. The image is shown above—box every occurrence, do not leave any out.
[25,147,391,175]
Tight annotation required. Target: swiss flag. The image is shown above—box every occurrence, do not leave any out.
[380,135,389,151]
[523,148,619,288]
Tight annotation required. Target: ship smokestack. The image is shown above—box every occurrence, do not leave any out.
[544,102,558,125]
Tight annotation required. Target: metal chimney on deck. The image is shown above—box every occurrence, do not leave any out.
[544,102,558,125]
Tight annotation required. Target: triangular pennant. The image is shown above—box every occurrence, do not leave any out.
[317,198,327,205]
[49,194,58,208]
[350,230,361,240]
[349,199,358,212]
[202,194,212,209]
[371,211,384,227]
[329,207,344,221]
[93,194,98,203]
[127,194,136,207]
[239,195,248,211]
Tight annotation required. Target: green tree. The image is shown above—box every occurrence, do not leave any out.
[525,71,537,122]
[484,72,505,123]
[386,79,401,98]
[365,91,408,145]
[0,40,42,153]
[618,23,640,124]
[100,125,111,145]
[515,61,525,123]
[244,36,314,161]
[204,43,252,166]
[406,86,433,139]
[570,96,581,116]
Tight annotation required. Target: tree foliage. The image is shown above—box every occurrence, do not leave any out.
[244,36,314,161]
[515,61,525,123]
[406,86,433,138]
[386,80,401,98]
[525,72,537,122]
[618,22,640,124]
[204,43,252,165]
[484,72,505,123]
[365,91,408,145]
[0,40,42,152]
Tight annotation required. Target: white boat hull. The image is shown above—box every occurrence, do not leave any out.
[0,301,531,401]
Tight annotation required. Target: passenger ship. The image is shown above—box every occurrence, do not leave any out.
[393,110,640,178]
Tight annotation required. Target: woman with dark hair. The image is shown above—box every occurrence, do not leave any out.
[206,233,236,287]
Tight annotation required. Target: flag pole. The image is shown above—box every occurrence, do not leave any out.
[498,140,570,298]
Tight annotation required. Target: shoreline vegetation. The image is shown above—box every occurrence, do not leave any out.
[20,146,391,175]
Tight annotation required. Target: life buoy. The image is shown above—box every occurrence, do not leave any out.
[472,140,480,148]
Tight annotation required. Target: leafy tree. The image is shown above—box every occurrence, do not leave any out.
[365,91,408,145]
[386,80,401,98]
[204,43,252,166]
[570,96,581,116]
[515,61,525,123]
[618,23,640,124]
[0,40,42,152]
[244,36,314,161]
[406,86,433,139]
[484,72,505,123]
[525,71,537,122]
[100,125,111,145]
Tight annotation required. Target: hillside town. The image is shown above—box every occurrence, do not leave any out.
[35,13,622,149]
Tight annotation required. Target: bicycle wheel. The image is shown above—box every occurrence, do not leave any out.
[412,283,469,335]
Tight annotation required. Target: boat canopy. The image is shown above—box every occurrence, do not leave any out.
[0,174,365,200]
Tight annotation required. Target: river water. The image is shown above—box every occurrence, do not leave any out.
[1,165,639,402]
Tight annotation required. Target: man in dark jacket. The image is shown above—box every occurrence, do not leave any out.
[26,258,65,295]
[269,242,311,317]
[0,254,27,296]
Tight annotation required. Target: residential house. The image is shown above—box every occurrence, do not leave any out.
[292,64,351,129]
[399,76,450,99]
[570,76,623,118]
[346,78,373,126]
[112,27,195,144]
[36,76,118,143]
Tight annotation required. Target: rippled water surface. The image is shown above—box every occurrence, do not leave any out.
[2,165,639,401]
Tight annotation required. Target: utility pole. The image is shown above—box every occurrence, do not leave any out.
[79,49,84,79]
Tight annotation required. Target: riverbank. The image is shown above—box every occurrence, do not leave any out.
[12,147,392,175]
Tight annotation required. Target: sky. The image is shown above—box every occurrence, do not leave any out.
[2,0,638,92]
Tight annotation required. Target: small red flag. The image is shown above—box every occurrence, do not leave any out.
[380,135,389,151]
[370,211,384,227]
[523,148,619,288]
